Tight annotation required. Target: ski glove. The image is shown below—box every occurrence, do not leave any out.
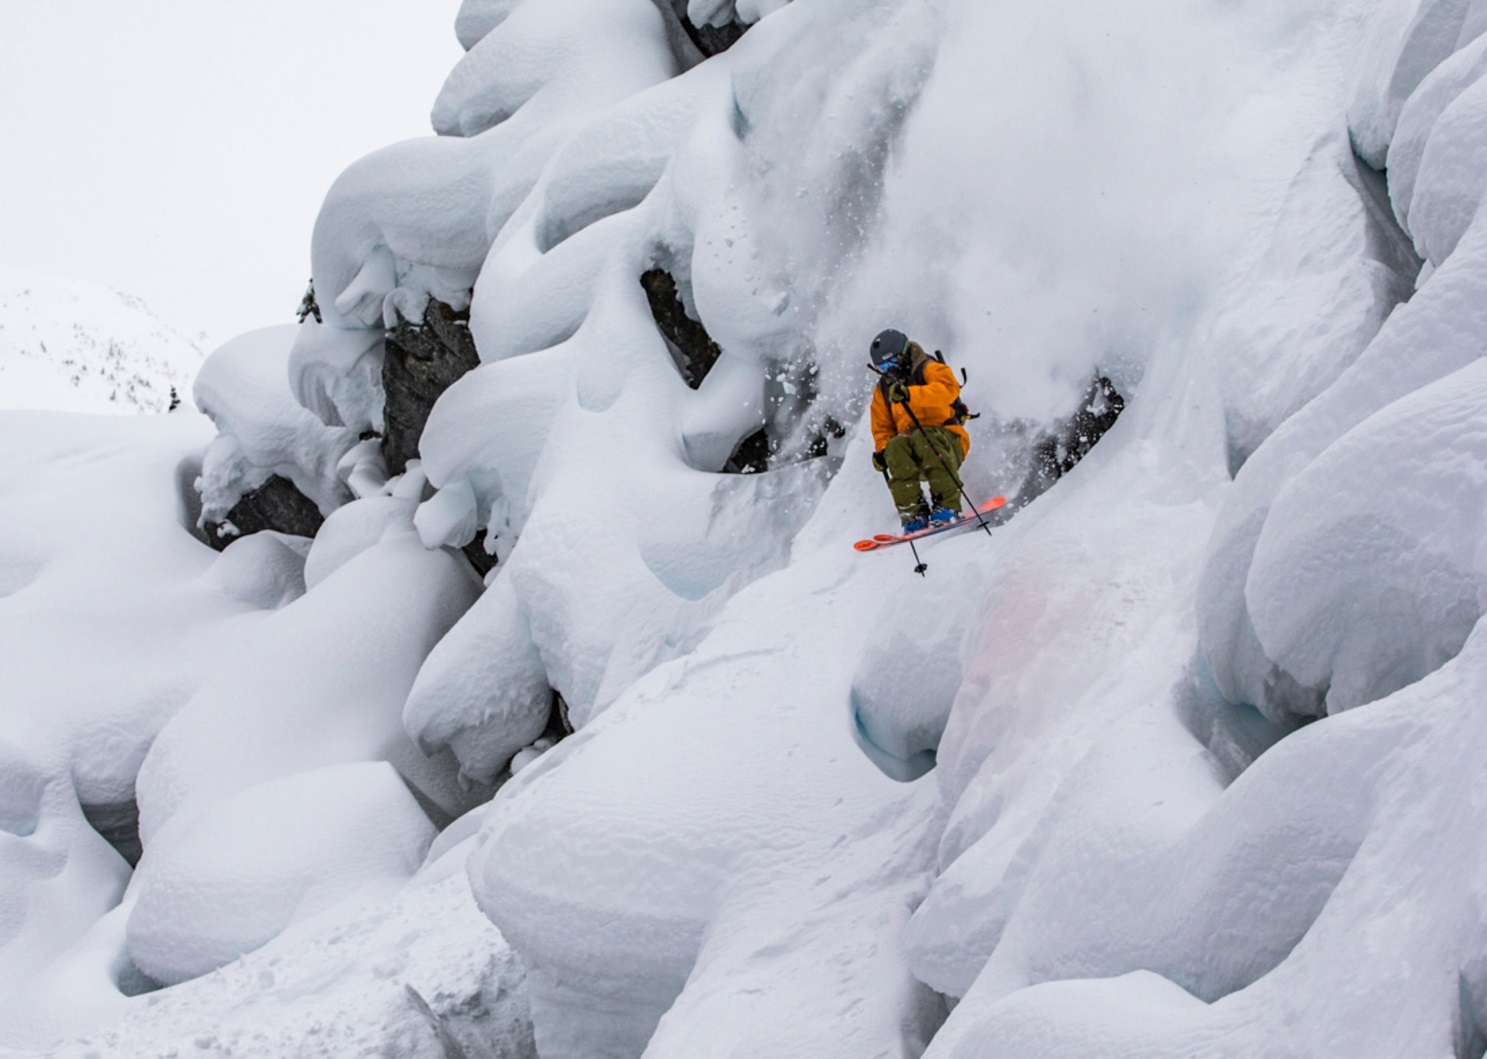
[887,381,910,404]
[871,449,887,472]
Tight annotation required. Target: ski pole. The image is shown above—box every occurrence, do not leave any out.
[869,363,993,536]
[881,465,929,576]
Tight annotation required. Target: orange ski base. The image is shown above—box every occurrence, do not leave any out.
[853,496,1006,552]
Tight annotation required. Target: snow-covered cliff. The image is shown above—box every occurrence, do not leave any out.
[5,0,1487,1055]
[0,267,203,415]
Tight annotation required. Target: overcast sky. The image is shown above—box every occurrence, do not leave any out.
[0,0,463,348]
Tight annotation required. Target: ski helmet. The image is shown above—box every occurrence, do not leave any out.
[870,329,910,371]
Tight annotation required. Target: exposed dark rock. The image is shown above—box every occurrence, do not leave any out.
[724,427,772,474]
[205,475,325,551]
[805,415,847,460]
[641,268,722,389]
[1016,374,1126,505]
[462,533,499,578]
[658,0,749,56]
[682,14,747,56]
[716,361,847,474]
[81,798,142,867]
[382,298,482,476]
[547,691,574,740]
[296,278,322,324]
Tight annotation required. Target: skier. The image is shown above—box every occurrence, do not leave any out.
[868,329,971,533]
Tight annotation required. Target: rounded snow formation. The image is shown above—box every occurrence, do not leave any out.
[1246,356,1487,714]
[194,325,357,526]
[403,573,552,786]
[125,762,434,987]
[134,507,482,847]
[308,0,1487,1053]
[1198,13,1487,725]
[22,0,1487,1054]
[849,562,983,783]
[208,532,310,610]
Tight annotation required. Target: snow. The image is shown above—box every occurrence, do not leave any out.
[125,762,435,987]
[1246,355,1487,714]
[0,404,482,1045]
[11,0,1487,1054]
[1199,183,1487,723]
[134,503,483,847]
[467,555,948,1058]
[37,853,533,1058]
[0,267,203,415]
[0,410,226,1044]
[0,411,224,812]
[403,572,552,787]
[194,325,359,525]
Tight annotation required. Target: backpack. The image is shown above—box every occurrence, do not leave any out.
[933,350,978,424]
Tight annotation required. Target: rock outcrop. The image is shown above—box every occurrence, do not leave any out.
[641,268,722,389]
[382,299,482,477]
[1015,374,1127,507]
[205,475,325,551]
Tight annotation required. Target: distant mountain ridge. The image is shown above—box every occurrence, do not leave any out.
[0,266,206,414]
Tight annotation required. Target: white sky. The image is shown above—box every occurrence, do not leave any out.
[0,0,464,348]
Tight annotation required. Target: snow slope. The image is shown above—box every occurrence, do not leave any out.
[7,0,1487,1055]
[0,267,203,414]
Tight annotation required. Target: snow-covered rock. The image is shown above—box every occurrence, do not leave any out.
[194,325,358,529]
[16,0,1487,1054]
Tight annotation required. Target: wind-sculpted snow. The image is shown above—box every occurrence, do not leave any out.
[916,0,1487,1052]
[432,0,680,138]
[0,412,234,1042]
[194,326,358,527]
[923,626,1487,1058]
[16,0,1487,1052]
[285,0,684,441]
[125,762,434,987]
[43,839,535,1058]
[134,500,482,848]
[300,0,1479,1053]
[1348,0,1487,167]
[468,534,950,1057]
[404,574,552,786]
[1247,357,1487,713]
[1200,0,1487,725]
[0,414,487,1041]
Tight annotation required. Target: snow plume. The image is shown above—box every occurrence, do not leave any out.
[826,0,1236,424]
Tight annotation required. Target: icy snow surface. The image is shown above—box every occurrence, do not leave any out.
[10,0,1487,1054]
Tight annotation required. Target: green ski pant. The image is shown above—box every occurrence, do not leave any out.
[884,426,964,520]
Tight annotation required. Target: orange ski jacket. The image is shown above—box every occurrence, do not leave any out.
[870,343,971,457]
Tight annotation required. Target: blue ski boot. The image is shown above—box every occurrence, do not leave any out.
[929,505,959,526]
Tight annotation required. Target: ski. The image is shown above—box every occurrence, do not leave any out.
[853,496,1006,552]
